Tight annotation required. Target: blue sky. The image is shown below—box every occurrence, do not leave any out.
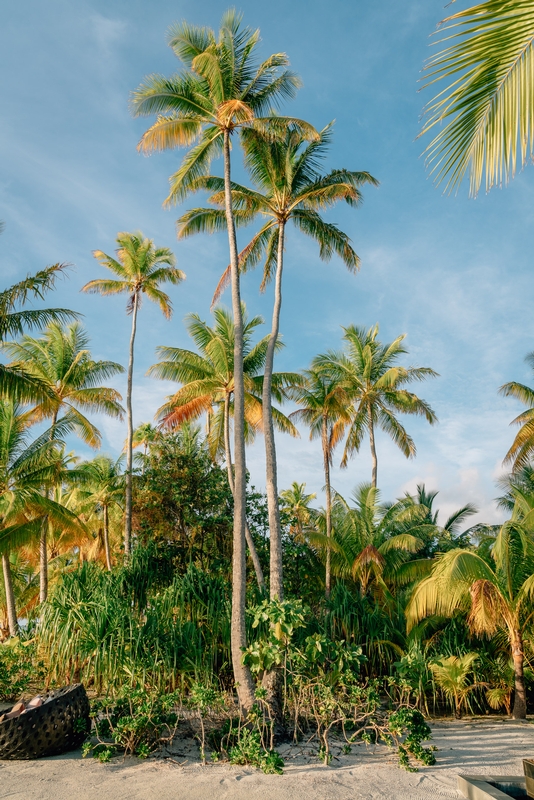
[2,0,533,526]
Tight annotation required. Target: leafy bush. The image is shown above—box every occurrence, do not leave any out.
[83,687,180,759]
[0,639,44,701]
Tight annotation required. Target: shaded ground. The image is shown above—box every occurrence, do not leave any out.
[0,719,532,800]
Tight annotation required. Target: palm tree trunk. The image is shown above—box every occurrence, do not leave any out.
[369,410,378,488]
[511,631,527,719]
[124,292,139,558]
[2,553,18,637]
[223,393,265,592]
[323,415,332,599]
[223,128,255,713]
[103,505,112,572]
[40,409,58,604]
[264,221,285,601]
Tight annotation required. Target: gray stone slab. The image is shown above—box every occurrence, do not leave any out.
[458,775,527,799]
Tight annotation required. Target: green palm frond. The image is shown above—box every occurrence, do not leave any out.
[421,1,534,195]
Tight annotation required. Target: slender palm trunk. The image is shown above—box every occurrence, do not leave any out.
[223,394,265,592]
[323,415,332,599]
[124,293,139,558]
[103,505,112,572]
[369,409,378,489]
[511,631,527,719]
[264,222,285,601]
[2,553,18,637]
[40,409,58,604]
[223,128,255,713]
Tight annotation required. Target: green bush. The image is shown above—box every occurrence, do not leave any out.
[0,639,44,701]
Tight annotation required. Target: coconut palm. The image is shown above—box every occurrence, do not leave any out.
[316,325,438,488]
[406,513,534,718]
[0,401,81,636]
[3,321,124,601]
[280,482,317,543]
[500,351,534,472]
[72,456,125,572]
[81,231,183,558]
[148,305,301,591]
[178,123,377,601]
[288,367,352,598]
[404,483,478,556]
[312,484,431,600]
[0,264,76,402]
[421,1,534,195]
[130,11,314,709]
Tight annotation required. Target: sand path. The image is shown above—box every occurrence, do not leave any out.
[0,719,532,800]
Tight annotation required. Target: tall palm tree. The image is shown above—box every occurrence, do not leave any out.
[81,231,183,558]
[1,264,77,402]
[0,401,81,636]
[178,123,377,600]
[316,325,438,488]
[406,513,534,719]
[148,305,301,591]
[131,10,311,710]
[289,367,352,598]
[404,483,478,555]
[421,2,534,195]
[500,351,534,472]
[4,321,124,601]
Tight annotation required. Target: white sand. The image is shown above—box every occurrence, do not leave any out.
[0,719,532,800]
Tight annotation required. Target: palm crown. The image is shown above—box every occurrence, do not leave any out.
[148,306,300,458]
[315,324,438,486]
[177,123,377,298]
[131,9,307,205]
[3,322,124,448]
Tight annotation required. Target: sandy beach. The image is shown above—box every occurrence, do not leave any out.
[0,719,532,800]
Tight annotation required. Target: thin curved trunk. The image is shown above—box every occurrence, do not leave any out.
[2,553,18,637]
[323,414,332,599]
[224,128,255,713]
[223,393,265,592]
[369,407,378,489]
[511,631,527,719]
[40,409,58,604]
[264,221,285,601]
[124,292,139,558]
[103,504,112,572]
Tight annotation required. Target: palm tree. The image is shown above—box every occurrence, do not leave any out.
[430,654,479,718]
[0,264,77,402]
[280,482,317,542]
[0,401,81,636]
[148,305,301,591]
[421,2,534,195]
[73,456,125,571]
[178,123,377,601]
[405,483,478,555]
[3,321,124,602]
[131,10,310,710]
[289,367,352,598]
[406,514,534,718]
[500,351,534,472]
[312,484,431,600]
[81,231,183,558]
[316,325,438,488]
